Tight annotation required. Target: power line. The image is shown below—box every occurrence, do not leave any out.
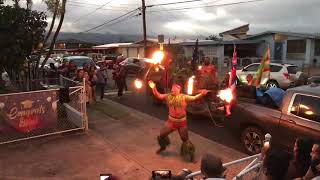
[147,0,264,12]
[67,0,138,9]
[80,8,139,33]
[68,0,141,7]
[96,13,141,32]
[71,0,115,24]
[147,0,206,7]
[67,3,132,11]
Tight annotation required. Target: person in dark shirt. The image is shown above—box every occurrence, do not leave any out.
[286,138,313,179]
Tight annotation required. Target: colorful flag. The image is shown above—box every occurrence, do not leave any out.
[191,39,199,72]
[226,45,237,116]
[255,48,270,88]
[229,45,237,90]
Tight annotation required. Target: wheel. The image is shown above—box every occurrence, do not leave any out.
[266,80,279,89]
[241,127,264,155]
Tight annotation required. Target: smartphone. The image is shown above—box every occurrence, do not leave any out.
[100,174,112,180]
[152,170,171,180]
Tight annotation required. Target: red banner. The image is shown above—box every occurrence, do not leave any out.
[0,90,58,133]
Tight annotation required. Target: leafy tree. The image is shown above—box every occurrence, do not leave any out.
[0,5,47,80]
[205,34,223,41]
[80,43,93,48]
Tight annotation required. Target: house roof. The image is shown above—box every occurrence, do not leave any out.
[243,31,320,40]
[181,39,264,46]
[134,38,186,45]
[93,43,133,49]
[219,24,250,36]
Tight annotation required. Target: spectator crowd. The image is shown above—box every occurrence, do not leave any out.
[170,138,320,180]
[45,55,129,104]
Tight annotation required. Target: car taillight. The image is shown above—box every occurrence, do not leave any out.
[283,73,290,79]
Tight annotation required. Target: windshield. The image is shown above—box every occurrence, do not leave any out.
[69,58,93,67]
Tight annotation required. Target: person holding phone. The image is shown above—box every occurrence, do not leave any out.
[304,142,320,180]
[148,80,208,162]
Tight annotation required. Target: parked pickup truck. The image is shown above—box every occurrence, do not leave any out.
[226,84,320,154]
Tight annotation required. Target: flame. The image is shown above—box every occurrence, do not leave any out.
[299,104,309,110]
[218,88,233,103]
[198,65,202,70]
[187,76,195,95]
[134,79,143,89]
[151,50,165,64]
[305,110,314,115]
[145,51,165,64]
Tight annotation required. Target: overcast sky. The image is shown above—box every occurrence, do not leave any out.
[14,0,320,38]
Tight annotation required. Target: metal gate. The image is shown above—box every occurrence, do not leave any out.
[0,76,87,144]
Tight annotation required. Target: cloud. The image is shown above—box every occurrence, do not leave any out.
[26,0,320,37]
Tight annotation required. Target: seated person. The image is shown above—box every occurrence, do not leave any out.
[170,153,226,180]
[263,148,290,180]
[304,142,320,180]
[201,153,226,179]
[286,138,313,179]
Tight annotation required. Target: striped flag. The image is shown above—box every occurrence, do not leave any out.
[229,45,237,91]
[225,45,237,116]
[255,48,271,88]
[191,39,199,72]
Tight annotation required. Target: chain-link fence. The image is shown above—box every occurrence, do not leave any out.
[0,76,87,145]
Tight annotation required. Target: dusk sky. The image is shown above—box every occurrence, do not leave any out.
[12,0,320,38]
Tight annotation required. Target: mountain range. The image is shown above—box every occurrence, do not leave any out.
[55,32,145,45]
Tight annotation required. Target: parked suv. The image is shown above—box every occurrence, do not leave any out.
[236,63,302,89]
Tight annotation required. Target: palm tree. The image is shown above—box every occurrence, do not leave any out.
[41,0,66,69]
[43,0,60,44]
[26,0,32,9]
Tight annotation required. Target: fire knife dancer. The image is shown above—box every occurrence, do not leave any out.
[148,80,208,161]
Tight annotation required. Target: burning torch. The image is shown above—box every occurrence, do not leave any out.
[134,50,165,90]
[217,88,234,116]
[187,75,195,95]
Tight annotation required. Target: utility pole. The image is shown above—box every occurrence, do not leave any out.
[141,0,147,58]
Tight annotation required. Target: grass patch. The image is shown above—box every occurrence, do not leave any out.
[90,101,130,120]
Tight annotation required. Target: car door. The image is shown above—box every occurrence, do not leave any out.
[238,64,260,83]
[278,93,320,152]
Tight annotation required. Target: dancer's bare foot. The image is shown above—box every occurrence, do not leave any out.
[156,147,166,154]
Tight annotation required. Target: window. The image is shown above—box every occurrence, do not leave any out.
[245,64,259,72]
[315,40,320,56]
[290,94,320,122]
[287,66,298,74]
[270,65,282,72]
[287,40,306,53]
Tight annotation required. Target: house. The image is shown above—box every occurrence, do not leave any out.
[118,38,184,58]
[219,24,250,41]
[181,39,264,73]
[92,43,133,55]
[243,31,320,67]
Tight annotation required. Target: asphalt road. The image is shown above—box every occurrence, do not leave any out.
[105,77,248,154]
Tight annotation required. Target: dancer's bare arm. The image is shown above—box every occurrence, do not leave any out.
[148,81,168,100]
[185,90,209,102]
